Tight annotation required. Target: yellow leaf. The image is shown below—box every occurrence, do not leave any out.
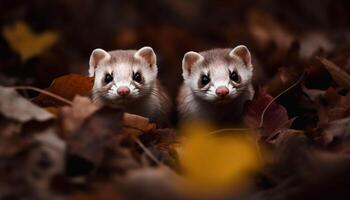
[2,21,59,61]
[178,121,261,193]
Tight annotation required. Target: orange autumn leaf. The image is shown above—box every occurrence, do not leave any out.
[45,107,61,116]
[33,74,94,107]
[178,121,261,193]
[122,113,157,136]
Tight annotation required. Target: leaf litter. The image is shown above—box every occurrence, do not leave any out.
[2,4,350,199]
[2,54,350,199]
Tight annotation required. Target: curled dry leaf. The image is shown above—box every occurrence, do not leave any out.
[0,86,54,122]
[318,57,350,90]
[33,74,94,107]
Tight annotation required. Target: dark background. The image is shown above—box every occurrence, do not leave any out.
[1,0,350,99]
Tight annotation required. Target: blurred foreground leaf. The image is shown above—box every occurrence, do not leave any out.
[179,122,260,192]
[0,86,54,122]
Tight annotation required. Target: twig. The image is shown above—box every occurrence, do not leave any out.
[132,136,177,175]
[11,86,73,106]
[259,72,306,128]
[207,128,250,136]
[254,137,263,163]
[133,136,163,166]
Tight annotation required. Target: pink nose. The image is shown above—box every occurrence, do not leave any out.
[216,86,229,97]
[117,86,130,96]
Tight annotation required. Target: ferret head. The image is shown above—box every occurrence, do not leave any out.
[89,46,157,105]
[182,45,253,103]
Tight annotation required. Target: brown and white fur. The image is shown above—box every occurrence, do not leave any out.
[89,46,170,125]
[177,45,254,125]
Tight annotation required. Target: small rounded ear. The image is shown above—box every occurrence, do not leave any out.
[182,51,204,78]
[89,48,111,77]
[134,46,157,69]
[229,45,252,69]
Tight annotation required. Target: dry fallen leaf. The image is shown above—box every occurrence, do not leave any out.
[122,113,157,136]
[68,107,123,166]
[243,89,292,139]
[303,86,350,124]
[0,86,54,122]
[60,96,99,138]
[264,67,301,96]
[33,74,94,107]
[27,129,66,198]
[248,11,294,55]
[2,21,59,61]
[318,57,350,90]
[269,129,305,146]
[322,117,350,145]
[299,32,334,59]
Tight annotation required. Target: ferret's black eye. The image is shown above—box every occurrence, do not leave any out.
[133,72,142,83]
[230,71,241,83]
[104,73,113,83]
[201,74,210,86]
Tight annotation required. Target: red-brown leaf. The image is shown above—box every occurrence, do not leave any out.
[243,89,291,138]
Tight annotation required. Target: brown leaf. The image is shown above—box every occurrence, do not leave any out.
[318,57,350,90]
[269,129,305,147]
[33,74,94,107]
[70,184,122,200]
[320,89,350,123]
[0,118,33,157]
[322,117,350,146]
[139,128,179,167]
[303,86,350,124]
[243,89,292,139]
[122,113,156,137]
[60,96,98,139]
[67,107,123,165]
[264,67,302,96]
[247,11,294,56]
[26,130,66,197]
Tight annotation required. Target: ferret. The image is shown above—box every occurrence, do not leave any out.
[88,46,170,125]
[177,45,255,125]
